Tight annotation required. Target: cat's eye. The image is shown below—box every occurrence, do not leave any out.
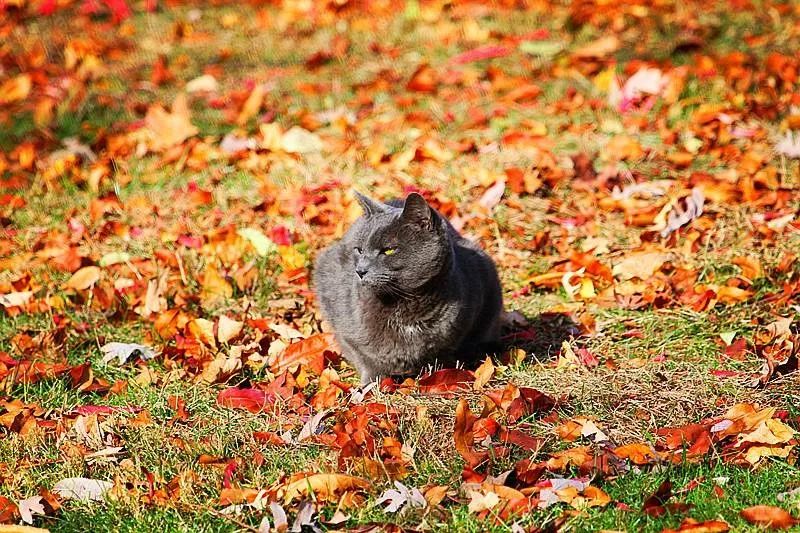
[381,247,397,256]
[354,247,362,254]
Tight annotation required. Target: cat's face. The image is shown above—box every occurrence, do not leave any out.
[345,192,450,297]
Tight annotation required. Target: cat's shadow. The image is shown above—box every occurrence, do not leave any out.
[500,311,581,364]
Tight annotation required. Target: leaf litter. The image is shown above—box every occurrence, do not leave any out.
[0,0,799,531]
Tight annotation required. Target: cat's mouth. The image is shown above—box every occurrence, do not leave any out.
[358,276,414,301]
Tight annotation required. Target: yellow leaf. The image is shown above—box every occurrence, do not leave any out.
[579,277,596,299]
[744,444,794,465]
[740,419,796,445]
[201,265,233,304]
[473,357,495,389]
[278,246,306,271]
[188,318,216,348]
[65,266,101,291]
[0,74,32,104]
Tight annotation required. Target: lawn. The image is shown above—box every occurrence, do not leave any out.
[1,0,800,531]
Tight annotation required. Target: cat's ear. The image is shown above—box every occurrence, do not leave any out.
[354,191,385,217]
[401,192,434,230]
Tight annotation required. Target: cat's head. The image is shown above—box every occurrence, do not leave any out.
[345,191,451,296]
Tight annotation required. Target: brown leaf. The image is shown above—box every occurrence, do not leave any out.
[453,399,488,468]
[740,505,797,529]
[643,480,672,517]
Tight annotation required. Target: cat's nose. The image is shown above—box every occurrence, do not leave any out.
[356,267,368,279]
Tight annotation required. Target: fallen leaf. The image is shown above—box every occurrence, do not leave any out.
[281,474,369,503]
[281,126,323,153]
[143,93,198,151]
[216,388,273,413]
[52,478,112,501]
[16,497,44,525]
[473,357,495,389]
[217,315,244,344]
[100,342,157,365]
[0,74,32,104]
[65,266,101,290]
[375,481,427,513]
[740,505,797,529]
[453,399,488,468]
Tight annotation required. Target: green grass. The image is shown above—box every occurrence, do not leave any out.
[2,0,800,531]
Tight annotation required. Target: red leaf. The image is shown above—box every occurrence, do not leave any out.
[38,0,57,15]
[177,234,203,249]
[216,387,273,413]
[576,347,600,367]
[723,338,748,360]
[0,496,18,524]
[270,225,293,246]
[507,387,556,422]
[740,505,797,529]
[418,368,475,395]
[222,459,237,489]
[450,45,511,64]
[643,479,672,517]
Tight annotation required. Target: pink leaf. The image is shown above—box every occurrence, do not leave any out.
[451,45,511,64]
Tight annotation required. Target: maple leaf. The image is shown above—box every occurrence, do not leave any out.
[141,94,198,152]
[17,495,45,525]
[375,481,427,513]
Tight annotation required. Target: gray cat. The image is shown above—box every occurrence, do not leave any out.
[313,191,503,384]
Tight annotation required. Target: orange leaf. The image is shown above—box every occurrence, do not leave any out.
[614,443,659,465]
[281,473,369,503]
[0,74,31,104]
[473,357,495,390]
[407,64,438,93]
[65,266,101,291]
[740,505,797,529]
[271,333,336,375]
[662,518,730,532]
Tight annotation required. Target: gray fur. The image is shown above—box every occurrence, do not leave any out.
[313,192,503,384]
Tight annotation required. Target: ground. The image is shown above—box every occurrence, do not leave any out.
[1,0,800,532]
